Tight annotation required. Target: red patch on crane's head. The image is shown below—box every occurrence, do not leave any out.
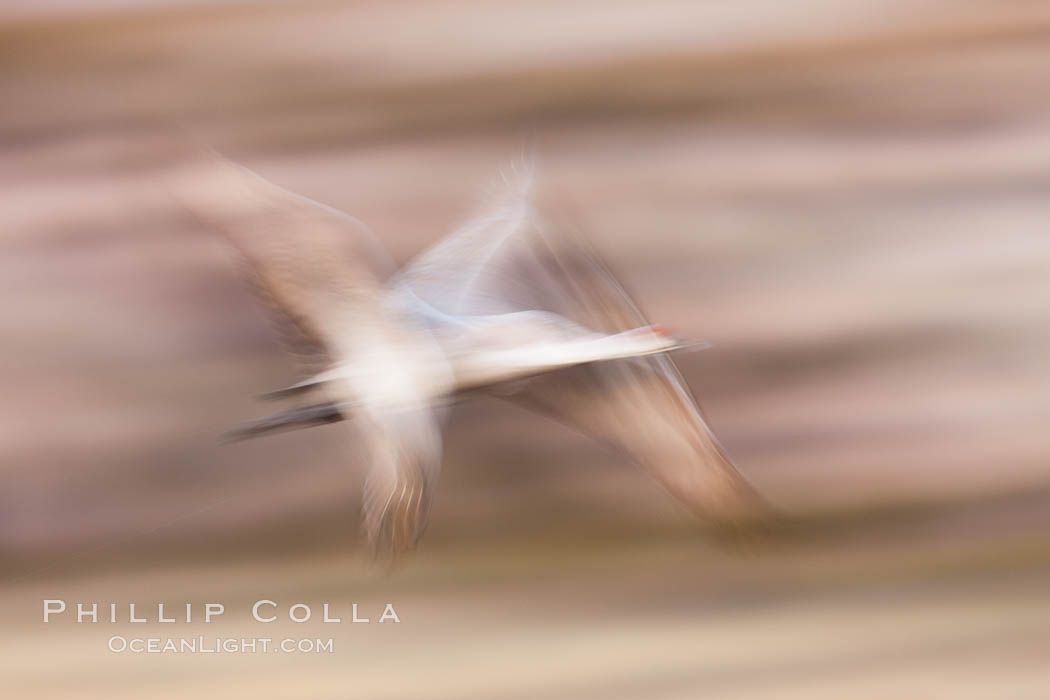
[651,324,673,337]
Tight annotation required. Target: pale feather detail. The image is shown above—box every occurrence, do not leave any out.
[357,406,443,559]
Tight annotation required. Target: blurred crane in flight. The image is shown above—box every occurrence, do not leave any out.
[175,155,764,559]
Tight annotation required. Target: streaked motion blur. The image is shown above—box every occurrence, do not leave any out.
[5,1,1050,698]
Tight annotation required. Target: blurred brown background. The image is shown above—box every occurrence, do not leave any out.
[2,1,1050,698]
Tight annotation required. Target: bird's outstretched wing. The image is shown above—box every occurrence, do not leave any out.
[172,154,396,371]
[174,154,444,556]
[396,181,765,526]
